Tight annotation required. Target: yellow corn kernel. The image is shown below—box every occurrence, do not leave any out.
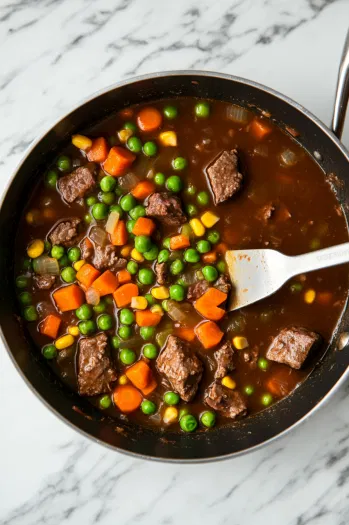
[118,129,133,143]
[118,375,128,385]
[120,244,133,257]
[131,248,144,263]
[159,131,177,147]
[55,334,75,350]
[163,406,178,424]
[71,134,92,151]
[131,296,148,310]
[73,259,86,271]
[151,286,170,300]
[189,218,206,237]
[232,336,249,350]
[201,211,220,228]
[26,209,40,225]
[27,239,44,259]
[68,325,80,337]
[151,304,164,316]
[304,289,316,304]
[222,376,237,390]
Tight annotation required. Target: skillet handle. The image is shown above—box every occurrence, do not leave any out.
[332,29,349,139]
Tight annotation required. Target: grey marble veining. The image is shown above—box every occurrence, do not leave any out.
[1,0,349,524]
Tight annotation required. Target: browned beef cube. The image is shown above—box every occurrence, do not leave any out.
[154,262,168,285]
[206,149,243,204]
[266,326,321,369]
[214,274,231,295]
[49,218,81,247]
[58,163,96,203]
[146,192,186,226]
[241,347,259,369]
[205,381,247,419]
[214,341,235,379]
[187,280,209,302]
[157,335,203,402]
[93,244,127,272]
[33,274,56,290]
[78,333,117,396]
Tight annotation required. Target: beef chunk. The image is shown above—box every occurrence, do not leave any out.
[146,192,186,226]
[214,274,231,295]
[206,149,243,204]
[214,341,235,379]
[58,163,96,203]
[49,218,81,247]
[266,326,321,369]
[93,244,127,272]
[33,274,56,290]
[154,262,168,285]
[80,237,94,260]
[157,335,203,402]
[187,280,209,302]
[205,381,247,419]
[78,333,117,396]
[242,347,259,369]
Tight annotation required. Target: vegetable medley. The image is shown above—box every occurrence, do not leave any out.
[15,98,348,432]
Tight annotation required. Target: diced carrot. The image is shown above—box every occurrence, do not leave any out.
[117,269,132,284]
[87,137,109,163]
[131,180,156,200]
[141,376,157,396]
[202,251,217,264]
[195,321,224,349]
[76,263,101,288]
[176,326,196,342]
[103,146,136,176]
[250,118,272,140]
[317,291,333,306]
[113,385,142,413]
[170,234,190,251]
[119,108,134,119]
[135,310,162,327]
[92,270,118,296]
[113,282,139,307]
[53,284,85,312]
[216,242,228,255]
[132,217,156,237]
[265,368,296,398]
[110,220,128,246]
[195,287,227,321]
[137,107,162,132]
[126,360,152,390]
[40,314,61,339]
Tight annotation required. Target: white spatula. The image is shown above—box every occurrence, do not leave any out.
[225,242,349,311]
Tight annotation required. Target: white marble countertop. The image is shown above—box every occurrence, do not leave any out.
[1,0,349,523]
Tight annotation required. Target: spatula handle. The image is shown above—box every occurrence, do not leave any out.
[289,242,349,276]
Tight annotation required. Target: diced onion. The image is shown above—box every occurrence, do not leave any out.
[32,256,59,276]
[118,172,140,191]
[280,149,298,167]
[253,144,269,157]
[106,211,120,234]
[167,300,199,327]
[226,105,251,124]
[86,287,100,306]
[89,226,107,246]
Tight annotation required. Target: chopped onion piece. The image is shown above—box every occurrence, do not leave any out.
[89,226,107,246]
[32,256,59,276]
[86,287,100,306]
[106,211,120,234]
[253,144,269,157]
[280,149,298,167]
[167,300,200,327]
[118,172,140,191]
[226,105,251,124]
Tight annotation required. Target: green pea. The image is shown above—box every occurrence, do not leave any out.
[105,296,114,305]
[290,282,303,293]
[129,205,146,220]
[172,157,187,171]
[84,213,92,224]
[176,278,187,288]
[200,411,216,428]
[92,203,108,220]
[57,155,71,172]
[195,101,210,118]
[145,293,155,306]
[127,136,143,153]
[154,172,166,185]
[207,230,220,244]
[261,393,273,407]
[110,335,121,349]
[45,170,58,189]
[164,391,180,405]
[185,183,196,195]
[23,305,38,322]
[184,248,200,263]
[244,385,255,396]
[44,240,51,253]
[141,399,157,415]
[144,244,159,261]
[166,175,183,193]
[119,308,135,325]
[16,275,29,289]
[143,141,158,157]
[118,325,132,340]
[120,194,136,212]
[42,344,57,360]
[140,326,155,341]
[59,254,69,268]
[100,191,115,205]
[170,259,185,275]
[162,299,169,312]
[216,260,226,273]
[124,121,137,132]
[76,304,93,321]
[180,414,198,432]
[93,300,107,314]
[22,258,32,271]
[158,249,170,263]
[120,348,136,365]
[51,245,65,260]
[100,175,116,192]
[126,219,136,234]
[67,246,81,263]
[202,265,218,282]
[127,260,138,275]
[97,314,113,331]
[138,268,155,285]
[135,236,151,254]
[257,357,269,371]
[99,395,112,409]
[196,240,211,254]
[163,238,171,249]
[169,284,185,301]
[143,343,158,359]
[110,204,123,217]
[79,320,97,335]
[19,291,32,306]
[179,407,190,420]
[197,191,210,206]
[186,204,198,217]
[114,186,124,197]
[61,266,76,283]
[163,105,178,119]
[86,195,98,206]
